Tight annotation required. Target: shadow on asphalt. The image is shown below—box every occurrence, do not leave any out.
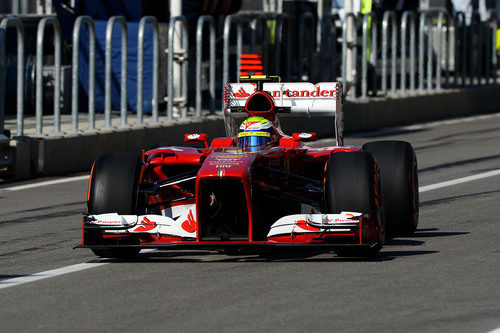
[91,227,469,264]
[410,228,469,238]
[420,191,500,208]
[385,239,425,246]
[418,154,500,173]
[0,275,25,279]
[102,248,438,264]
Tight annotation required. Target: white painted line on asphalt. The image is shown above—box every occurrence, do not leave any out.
[0,249,155,290]
[0,175,90,193]
[0,262,107,290]
[488,327,500,333]
[420,170,500,193]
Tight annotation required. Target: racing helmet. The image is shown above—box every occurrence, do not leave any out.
[237,117,276,152]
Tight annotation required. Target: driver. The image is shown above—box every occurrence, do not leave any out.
[237,116,277,152]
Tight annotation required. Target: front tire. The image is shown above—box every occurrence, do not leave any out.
[324,151,383,257]
[87,152,143,258]
[362,140,419,237]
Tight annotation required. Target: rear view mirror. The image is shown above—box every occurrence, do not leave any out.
[292,132,317,142]
[184,133,208,148]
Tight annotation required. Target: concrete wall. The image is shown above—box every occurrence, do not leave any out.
[10,86,500,179]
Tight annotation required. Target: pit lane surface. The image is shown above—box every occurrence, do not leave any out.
[0,114,499,332]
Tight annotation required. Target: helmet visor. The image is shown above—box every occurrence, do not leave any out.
[238,135,271,152]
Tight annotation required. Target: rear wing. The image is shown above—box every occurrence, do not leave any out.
[224,82,344,146]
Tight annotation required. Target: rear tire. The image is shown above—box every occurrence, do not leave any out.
[324,152,383,257]
[88,152,143,258]
[362,140,419,237]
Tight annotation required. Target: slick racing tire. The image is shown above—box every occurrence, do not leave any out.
[324,151,383,257]
[362,140,419,237]
[88,152,142,259]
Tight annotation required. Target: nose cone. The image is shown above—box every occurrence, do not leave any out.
[198,152,256,179]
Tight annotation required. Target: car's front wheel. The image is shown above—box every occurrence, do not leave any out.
[87,152,143,259]
[324,151,383,257]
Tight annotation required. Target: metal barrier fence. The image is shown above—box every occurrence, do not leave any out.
[275,13,291,78]
[342,12,358,98]
[0,18,24,136]
[361,12,377,98]
[0,28,5,134]
[196,15,215,117]
[36,17,61,135]
[222,14,243,90]
[105,16,127,128]
[138,16,159,124]
[72,16,95,131]
[6,0,53,15]
[297,12,315,81]
[319,13,338,82]
[401,11,416,93]
[0,10,499,137]
[167,16,188,120]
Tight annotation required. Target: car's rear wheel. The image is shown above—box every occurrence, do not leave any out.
[362,140,419,237]
[87,152,143,258]
[324,151,383,257]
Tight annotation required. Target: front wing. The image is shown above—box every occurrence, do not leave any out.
[81,212,383,250]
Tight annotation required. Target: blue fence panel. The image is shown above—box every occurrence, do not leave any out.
[78,20,154,113]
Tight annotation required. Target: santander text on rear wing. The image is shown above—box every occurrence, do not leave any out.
[224,82,344,146]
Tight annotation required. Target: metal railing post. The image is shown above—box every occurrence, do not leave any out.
[12,0,19,14]
[1,18,25,136]
[196,15,215,117]
[0,28,5,135]
[320,13,338,82]
[426,16,433,91]
[297,12,314,81]
[487,10,497,83]
[137,16,159,124]
[342,13,358,98]
[36,17,61,135]
[223,14,242,86]
[470,11,482,86]
[275,13,291,80]
[435,10,450,90]
[72,16,95,131]
[401,11,416,93]
[382,11,397,96]
[419,12,433,92]
[454,12,466,87]
[167,15,189,119]
[361,12,377,98]
[105,16,128,128]
[250,14,271,72]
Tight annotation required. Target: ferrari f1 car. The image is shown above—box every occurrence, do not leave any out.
[81,76,419,258]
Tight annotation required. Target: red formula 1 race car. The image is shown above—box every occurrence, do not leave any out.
[81,76,419,258]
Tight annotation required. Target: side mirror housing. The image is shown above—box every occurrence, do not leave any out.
[292,132,317,142]
[184,133,208,148]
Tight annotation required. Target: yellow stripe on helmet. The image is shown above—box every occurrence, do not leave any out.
[243,116,269,125]
[237,131,271,138]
